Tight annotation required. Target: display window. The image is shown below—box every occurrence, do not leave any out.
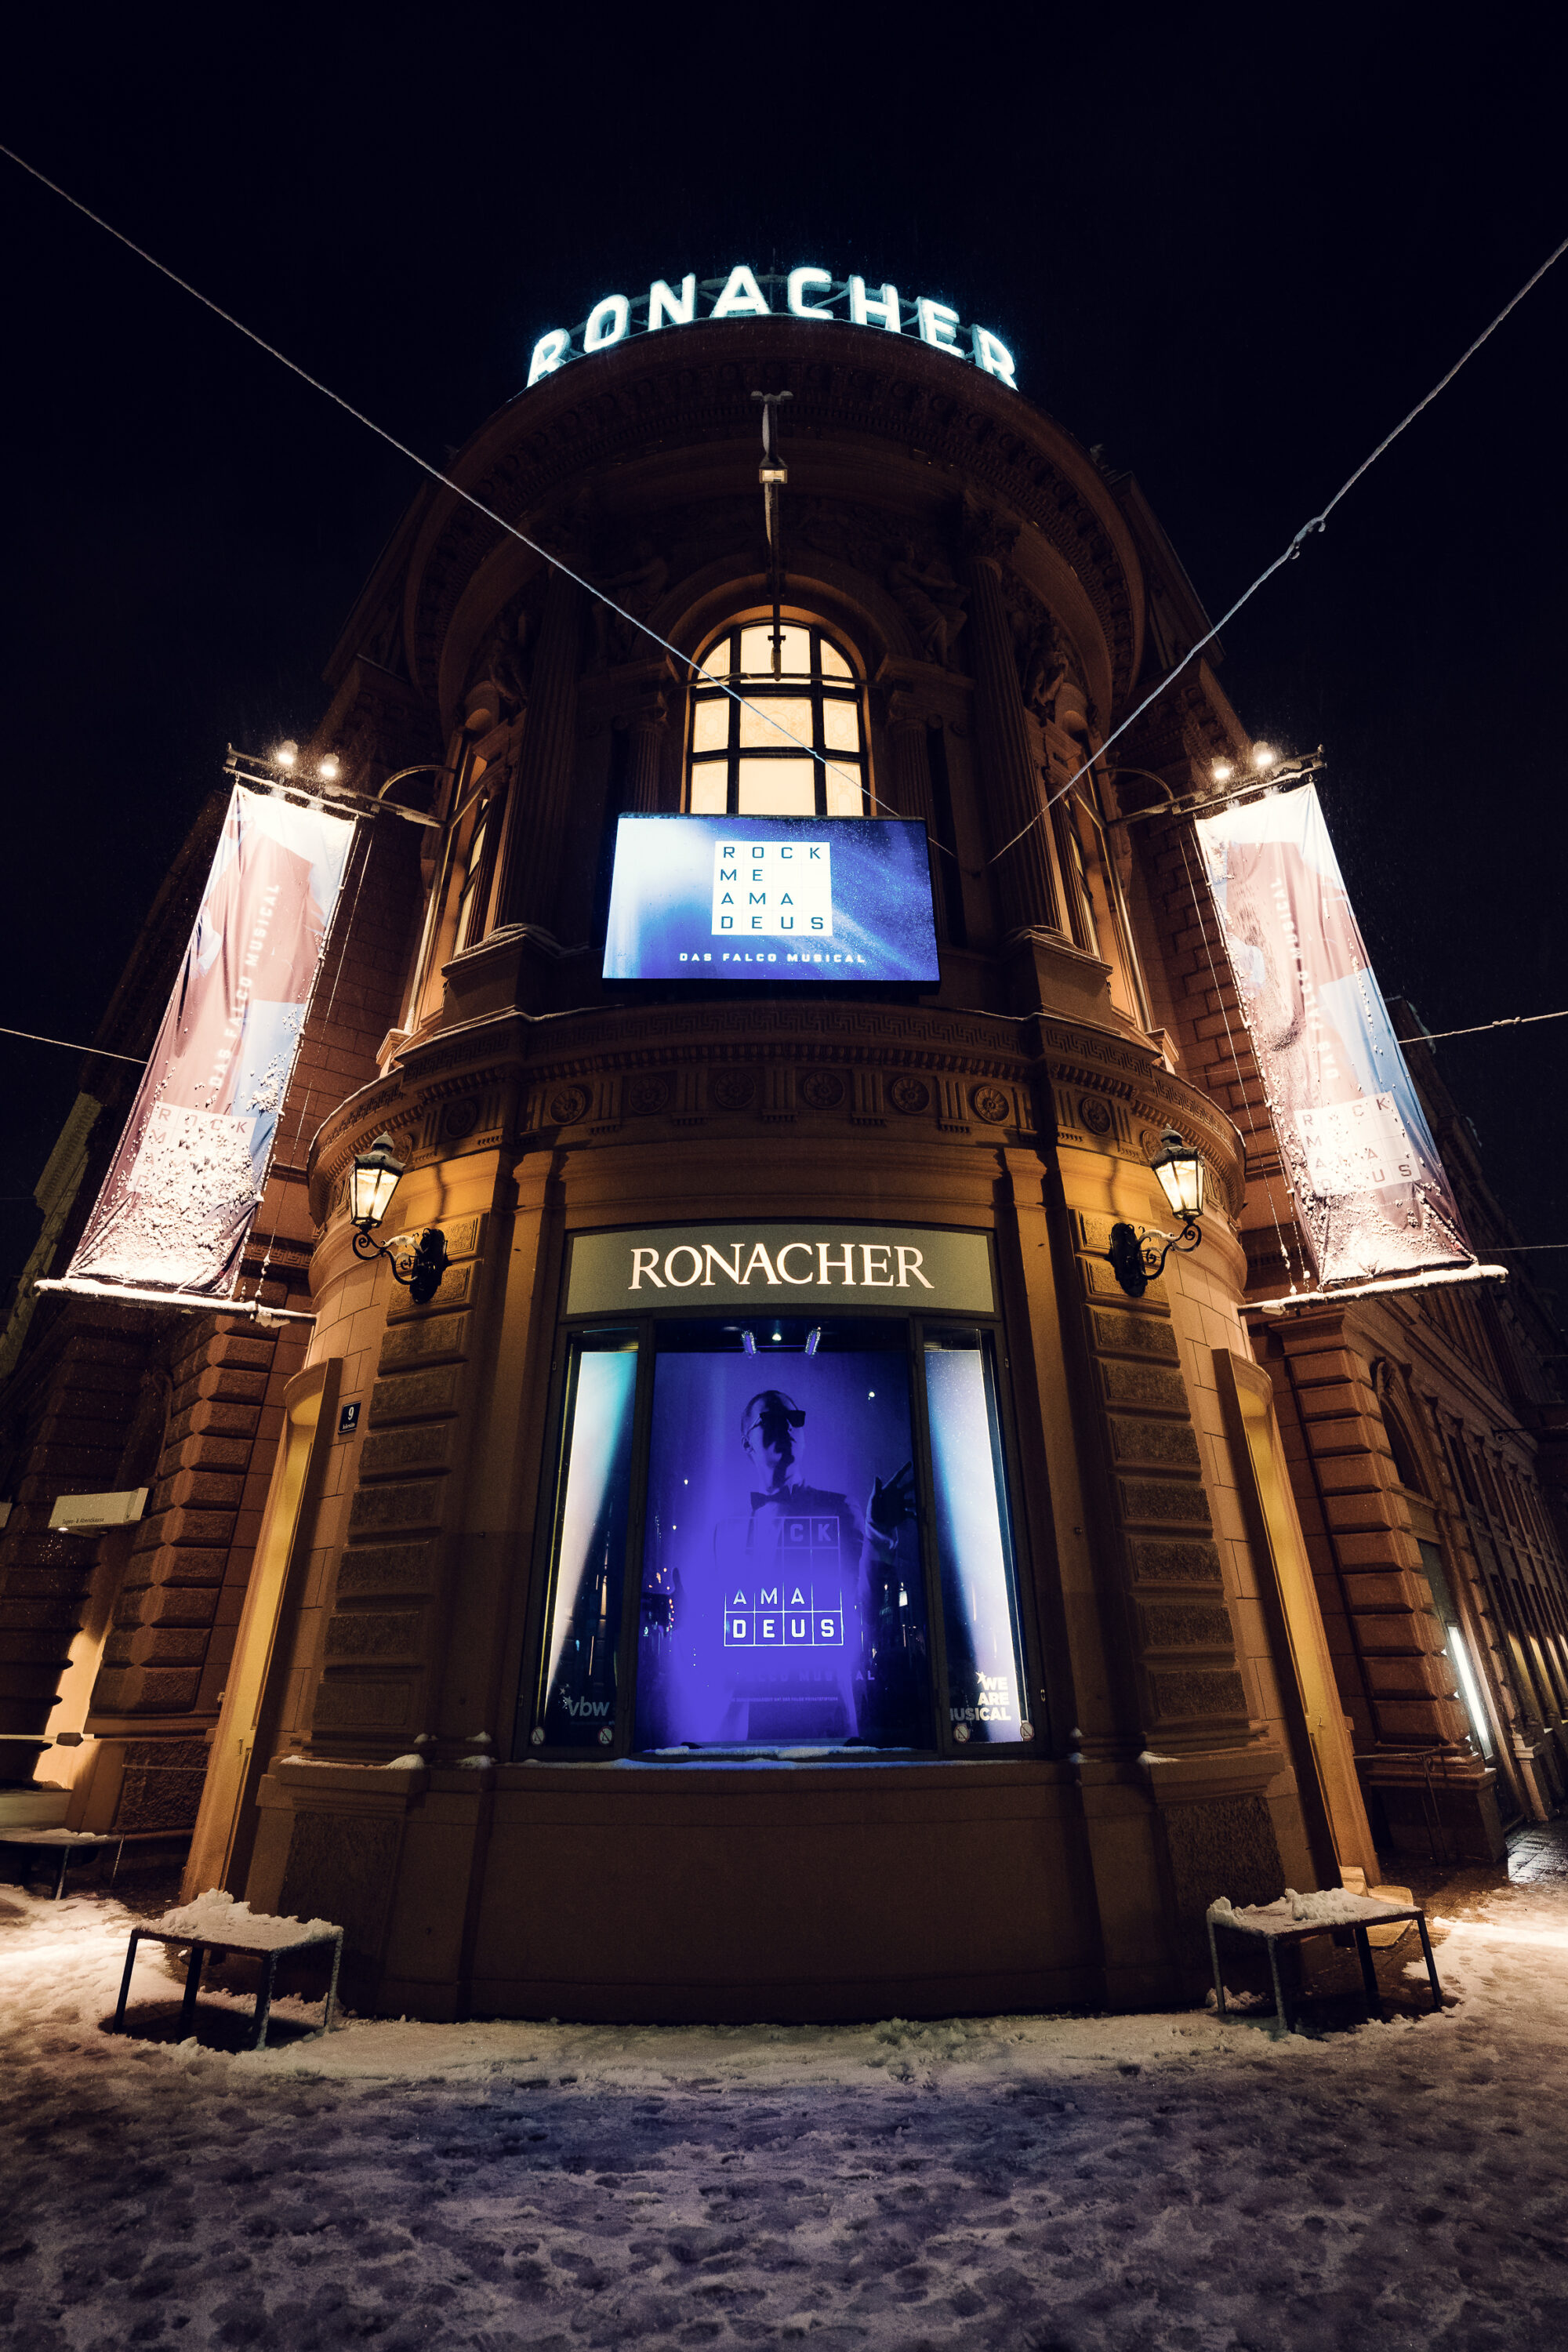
[520,1294,1036,1762]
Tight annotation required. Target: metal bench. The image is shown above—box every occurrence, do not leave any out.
[1207,1890,1443,2033]
[114,1917,343,2051]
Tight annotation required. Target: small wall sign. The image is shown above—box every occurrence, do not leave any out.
[338,1402,361,1436]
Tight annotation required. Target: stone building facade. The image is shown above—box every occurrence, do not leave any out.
[2,299,1563,2013]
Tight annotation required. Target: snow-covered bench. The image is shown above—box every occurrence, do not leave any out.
[1206,1888,1442,2033]
[113,1890,343,2050]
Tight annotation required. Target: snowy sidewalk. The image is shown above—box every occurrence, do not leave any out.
[2,1862,1567,2350]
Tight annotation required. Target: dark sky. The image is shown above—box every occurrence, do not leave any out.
[2,11,1565,1294]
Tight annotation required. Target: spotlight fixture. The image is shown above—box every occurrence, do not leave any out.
[1252,743,1276,769]
[318,754,341,782]
[1103,1127,1207,1298]
[1211,760,1233,784]
[274,740,298,770]
[348,1131,450,1305]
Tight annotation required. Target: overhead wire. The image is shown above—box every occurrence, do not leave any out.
[987,227,1568,873]
[0,141,919,818]
[0,1022,146,1065]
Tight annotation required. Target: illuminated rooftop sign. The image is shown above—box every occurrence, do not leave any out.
[527,267,1018,393]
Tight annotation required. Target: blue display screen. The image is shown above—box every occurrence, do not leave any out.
[603,815,940,982]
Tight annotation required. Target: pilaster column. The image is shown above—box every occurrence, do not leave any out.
[874,679,946,939]
[956,512,1062,939]
[490,566,585,933]
[619,670,675,813]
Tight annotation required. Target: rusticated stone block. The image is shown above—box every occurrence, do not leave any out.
[1118,1477,1211,1530]
[1099,1359,1189,1414]
[335,1541,438,1599]
[187,1399,263,1439]
[359,1424,452,1479]
[278,1812,401,1966]
[370,1367,462,1425]
[312,1676,416,1733]
[1138,1601,1236,1652]
[1364,1653,1458,1698]
[1285,1348,1367,1388]
[1128,1537,1224,1585]
[1148,1666,1250,1720]
[324,1609,428,1662]
[175,1434,250,1474]
[95,1665,203,1714]
[1109,1417,1201,1471]
[137,1544,230,1588]
[1091,1308,1178,1363]
[1315,1452,1396,1494]
[1339,1570,1429,1611]
[193,1367,270,1405]
[1162,1794,1282,1918]
[128,1626,209,1667]
[1323,1490,1403,1534]
[378,1314,468,1374]
[205,1334,276,1371]
[348,1479,447,1537]
[114,1765,209,1831]
[141,1585,221,1628]
[155,1507,238,1548]
[166,1468,247,1511]
[1374,1697,1467,1743]
[386,1261,476,1321]
[383,1213,482,1265]
[1334,1530,1421,1570]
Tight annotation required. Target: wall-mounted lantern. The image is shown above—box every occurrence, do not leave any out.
[1104,1127,1207,1298]
[350,1132,450,1307]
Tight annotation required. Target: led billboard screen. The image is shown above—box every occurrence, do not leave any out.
[603,815,940,983]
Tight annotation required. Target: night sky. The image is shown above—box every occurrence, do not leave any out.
[2,16,1564,1299]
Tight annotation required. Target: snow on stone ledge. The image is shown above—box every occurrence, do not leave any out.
[154,1889,340,1950]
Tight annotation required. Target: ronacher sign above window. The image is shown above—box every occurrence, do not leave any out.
[527,267,1018,392]
[565,1224,996,1317]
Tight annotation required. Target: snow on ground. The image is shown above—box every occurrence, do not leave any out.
[3,1841,1568,2351]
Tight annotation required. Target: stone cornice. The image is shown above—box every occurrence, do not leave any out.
[307,999,1245,1225]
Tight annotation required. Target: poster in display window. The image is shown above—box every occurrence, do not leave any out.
[523,1312,1034,1762]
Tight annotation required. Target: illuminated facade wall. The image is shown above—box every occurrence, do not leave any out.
[8,303,1557,2013]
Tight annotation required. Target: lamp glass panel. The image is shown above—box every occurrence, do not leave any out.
[352,1157,401,1227]
[1154,1153,1205,1219]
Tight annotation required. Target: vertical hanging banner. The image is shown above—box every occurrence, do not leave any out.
[1195,782,1471,1287]
[67,786,356,1298]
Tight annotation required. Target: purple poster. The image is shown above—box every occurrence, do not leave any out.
[634,1343,929,1751]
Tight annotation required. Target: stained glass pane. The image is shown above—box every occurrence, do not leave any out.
[689,765,728,815]
[701,633,734,677]
[825,764,863,816]
[739,695,814,751]
[822,699,861,752]
[819,639,851,677]
[737,759,816,815]
[739,623,811,676]
[691,699,731,753]
[924,1330,1030,1745]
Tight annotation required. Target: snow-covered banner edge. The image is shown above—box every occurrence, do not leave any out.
[65,786,356,1301]
[1193,782,1472,1289]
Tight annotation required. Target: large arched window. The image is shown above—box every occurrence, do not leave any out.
[688,622,866,816]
